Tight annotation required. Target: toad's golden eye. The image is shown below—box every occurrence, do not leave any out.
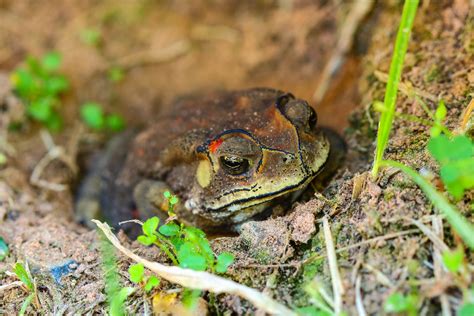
[219,155,250,175]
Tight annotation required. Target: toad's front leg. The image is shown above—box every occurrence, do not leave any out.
[133,179,178,224]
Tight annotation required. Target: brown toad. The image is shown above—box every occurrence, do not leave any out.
[76,88,344,234]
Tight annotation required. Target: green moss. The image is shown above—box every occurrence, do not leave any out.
[392,179,416,190]
[302,258,325,282]
[286,257,328,309]
[384,189,396,201]
[253,249,271,264]
[424,64,442,83]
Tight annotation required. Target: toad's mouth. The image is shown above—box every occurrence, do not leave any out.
[205,158,328,217]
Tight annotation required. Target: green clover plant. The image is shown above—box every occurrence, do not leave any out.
[131,192,235,305]
[80,102,125,132]
[128,263,160,293]
[137,191,234,273]
[428,134,474,199]
[10,52,69,131]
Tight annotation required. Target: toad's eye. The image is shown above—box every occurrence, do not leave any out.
[308,105,317,128]
[219,156,250,175]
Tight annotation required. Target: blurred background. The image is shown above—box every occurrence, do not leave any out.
[0,0,364,134]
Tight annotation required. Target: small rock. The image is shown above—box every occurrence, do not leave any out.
[288,203,316,244]
[240,218,290,263]
[366,181,382,206]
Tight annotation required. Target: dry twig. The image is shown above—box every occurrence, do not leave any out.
[312,1,373,102]
[0,281,23,293]
[459,97,473,133]
[304,228,419,264]
[322,216,344,314]
[374,70,438,102]
[112,40,191,71]
[355,275,367,316]
[410,219,449,253]
[363,263,394,288]
[432,217,451,316]
[30,130,78,191]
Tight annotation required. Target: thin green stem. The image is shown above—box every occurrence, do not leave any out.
[396,112,453,137]
[396,112,433,127]
[414,95,435,119]
[380,160,474,249]
[19,293,35,316]
[154,235,179,265]
[372,0,419,178]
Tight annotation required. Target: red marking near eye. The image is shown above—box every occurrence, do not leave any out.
[209,138,223,153]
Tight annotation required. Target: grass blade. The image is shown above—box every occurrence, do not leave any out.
[14,263,34,291]
[371,0,419,178]
[18,293,34,316]
[381,160,474,249]
[99,230,129,316]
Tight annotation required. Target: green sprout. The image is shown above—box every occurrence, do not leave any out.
[80,102,125,132]
[10,52,70,131]
[357,0,474,314]
[442,247,465,273]
[297,279,335,316]
[108,67,125,83]
[429,100,450,137]
[371,0,419,178]
[368,7,474,311]
[384,292,418,316]
[163,190,179,214]
[0,153,7,166]
[128,263,160,293]
[13,262,38,316]
[182,289,203,310]
[79,28,102,47]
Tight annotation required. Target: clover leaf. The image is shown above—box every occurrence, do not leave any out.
[428,134,474,199]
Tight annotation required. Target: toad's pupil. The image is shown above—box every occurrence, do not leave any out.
[223,156,243,168]
[308,106,317,127]
[220,156,249,175]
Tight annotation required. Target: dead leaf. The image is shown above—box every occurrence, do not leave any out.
[152,292,207,316]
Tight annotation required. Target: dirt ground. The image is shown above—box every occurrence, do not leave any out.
[0,0,473,315]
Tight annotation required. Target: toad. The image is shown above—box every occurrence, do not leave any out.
[76,88,344,234]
